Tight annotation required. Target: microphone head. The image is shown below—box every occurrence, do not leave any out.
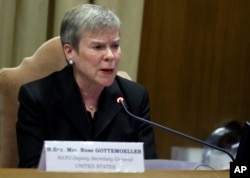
[116,97,124,104]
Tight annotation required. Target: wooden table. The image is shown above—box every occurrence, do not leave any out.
[0,168,229,178]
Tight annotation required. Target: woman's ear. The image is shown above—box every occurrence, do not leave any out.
[63,43,74,61]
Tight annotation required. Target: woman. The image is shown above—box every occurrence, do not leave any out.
[16,4,157,168]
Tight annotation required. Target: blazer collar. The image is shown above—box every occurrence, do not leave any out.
[57,66,92,139]
[57,66,124,140]
[93,81,123,138]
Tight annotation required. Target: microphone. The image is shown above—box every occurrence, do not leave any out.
[116,97,235,162]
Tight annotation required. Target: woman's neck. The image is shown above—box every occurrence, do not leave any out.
[75,74,104,117]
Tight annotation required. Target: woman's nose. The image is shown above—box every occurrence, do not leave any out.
[104,48,115,61]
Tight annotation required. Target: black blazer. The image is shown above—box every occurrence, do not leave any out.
[16,66,157,168]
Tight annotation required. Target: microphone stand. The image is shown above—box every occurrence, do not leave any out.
[118,98,235,162]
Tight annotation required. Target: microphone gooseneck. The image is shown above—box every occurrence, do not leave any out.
[116,97,235,162]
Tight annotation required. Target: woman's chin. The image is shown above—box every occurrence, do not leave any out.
[102,78,116,87]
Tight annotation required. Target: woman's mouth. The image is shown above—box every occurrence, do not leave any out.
[100,69,114,75]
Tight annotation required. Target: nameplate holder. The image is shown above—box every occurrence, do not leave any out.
[38,141,144,172]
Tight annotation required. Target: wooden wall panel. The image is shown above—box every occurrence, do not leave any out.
[137,0,250,159]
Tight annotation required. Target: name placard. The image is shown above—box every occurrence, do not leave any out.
[38,141,144,172]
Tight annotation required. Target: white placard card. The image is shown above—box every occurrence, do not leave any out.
[38,141,144,173]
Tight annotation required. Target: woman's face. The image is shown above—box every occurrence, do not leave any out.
[66,28,121,88]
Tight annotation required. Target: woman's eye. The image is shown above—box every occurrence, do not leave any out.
[93,45,103,50]
[112,44,120,49]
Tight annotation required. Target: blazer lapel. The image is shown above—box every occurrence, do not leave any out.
[56,66,93,140]
[94,79,123,138]
[60,93,93,140]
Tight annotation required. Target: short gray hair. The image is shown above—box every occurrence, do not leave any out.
[60,4,121,51]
